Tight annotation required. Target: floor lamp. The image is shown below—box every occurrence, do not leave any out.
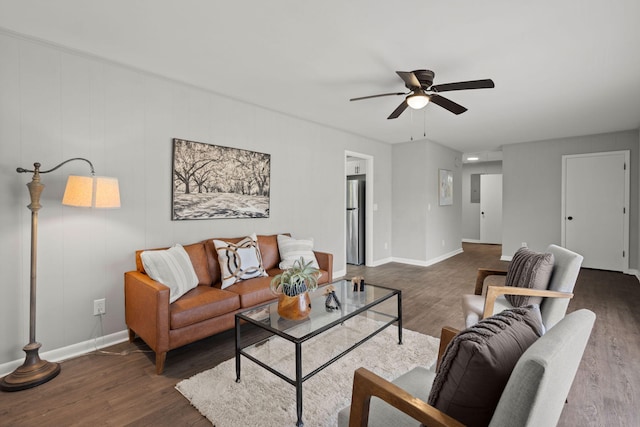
[0,158,120,392]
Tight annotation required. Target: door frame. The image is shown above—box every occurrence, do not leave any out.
[345,150,374,267]
[561,150,630,272]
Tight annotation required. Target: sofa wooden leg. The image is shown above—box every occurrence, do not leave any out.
[156,352,167,375]
[128,328,136,342]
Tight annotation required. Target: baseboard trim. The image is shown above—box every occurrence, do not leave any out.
[369,257,392,267]
[0,329,129,377]
[392,248,464,267]
[462,238,482,243]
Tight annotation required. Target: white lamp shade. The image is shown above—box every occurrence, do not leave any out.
[407,93,430,109]
[62,175,121,208]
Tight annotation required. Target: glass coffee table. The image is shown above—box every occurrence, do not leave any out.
[234,279,402,427]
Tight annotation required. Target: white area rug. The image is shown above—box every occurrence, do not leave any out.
[176,316,439,427]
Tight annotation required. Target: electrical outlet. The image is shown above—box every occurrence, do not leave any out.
[521,242,528,248]
[93,298,106,316]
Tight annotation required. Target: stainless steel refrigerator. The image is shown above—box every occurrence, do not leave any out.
[346,176,365,265]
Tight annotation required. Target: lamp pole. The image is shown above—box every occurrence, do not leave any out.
[1,163,61,391]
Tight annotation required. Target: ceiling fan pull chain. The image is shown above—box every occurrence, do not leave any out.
[423,110,426,137]
[410,109,414,141]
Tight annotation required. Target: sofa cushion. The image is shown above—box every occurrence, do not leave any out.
[505,247,554,307]
[427,306,544,427]
[170,286,241,330]
[140,244,199,303]
[181,242,213,285]
[277,234,319,269]
[257,234,281,271]
[224,275,277,308]
[213,233,268,289]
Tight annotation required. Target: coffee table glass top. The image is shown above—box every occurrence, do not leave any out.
[235,279,401,427]
[237,279,399,340]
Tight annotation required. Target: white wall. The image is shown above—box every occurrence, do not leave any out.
[461,161,503,241]
[391,140,463,265]
[502,130,639,266]
[0,31,393,367]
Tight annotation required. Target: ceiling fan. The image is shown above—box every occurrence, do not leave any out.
[350,69,494,119]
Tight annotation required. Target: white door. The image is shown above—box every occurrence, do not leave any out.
[480,174,503,244]
[562,151,629,271]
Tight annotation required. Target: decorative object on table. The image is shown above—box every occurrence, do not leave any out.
[351,276,365,291]
[324,285,342,311]
[270,257,320,320]
[1,158,120,392]
[438,168,453,206]
[172,138,270,220]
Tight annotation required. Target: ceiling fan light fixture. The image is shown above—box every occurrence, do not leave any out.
[406,93,430,109]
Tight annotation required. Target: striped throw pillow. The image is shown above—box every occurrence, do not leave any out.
[277,234,319,269]
[140,244,199,303]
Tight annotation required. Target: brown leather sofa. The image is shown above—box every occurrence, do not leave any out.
[124,234,333,374]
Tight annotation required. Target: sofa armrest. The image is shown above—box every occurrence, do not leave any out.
[124,271,171,353]
[474,268,508,295]
[348,367,464,427]
[482,285,574,319]
[314,250,333,283]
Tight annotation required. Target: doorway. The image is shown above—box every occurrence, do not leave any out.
[345,151,373,266]
[562,151,629,271]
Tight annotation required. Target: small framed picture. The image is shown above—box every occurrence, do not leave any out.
[439,169,453,206]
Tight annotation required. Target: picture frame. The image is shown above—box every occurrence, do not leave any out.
[438,169,453,206]
[172,138,270,220]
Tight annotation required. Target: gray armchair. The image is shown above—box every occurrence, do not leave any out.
[338,309,595,427]
[462,244,583,330]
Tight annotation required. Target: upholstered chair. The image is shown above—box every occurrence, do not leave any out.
[462,244,583,330]
[338,309,595,427]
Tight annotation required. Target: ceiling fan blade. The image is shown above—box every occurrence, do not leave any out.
[430,94,467,115]
[396,71,422,90]
[431,79,495,92]
[350,92,406,102]
[387,100,408,119]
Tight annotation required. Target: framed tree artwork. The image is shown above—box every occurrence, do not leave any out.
[172,138,270,220]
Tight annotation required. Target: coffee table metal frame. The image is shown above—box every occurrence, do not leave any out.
[234,280,402,427]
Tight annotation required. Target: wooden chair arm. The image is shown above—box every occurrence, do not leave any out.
[436,326,458,370]
[348,367,465,427]
[482,285,574,319]
[474,268,508,295]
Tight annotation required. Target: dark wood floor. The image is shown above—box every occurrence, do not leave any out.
[2,243,638,426]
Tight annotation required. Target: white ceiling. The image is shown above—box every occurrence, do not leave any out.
[1,0,639,154]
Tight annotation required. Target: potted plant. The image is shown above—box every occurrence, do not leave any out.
[270,257,320,319]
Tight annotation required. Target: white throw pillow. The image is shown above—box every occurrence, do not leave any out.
[140,244,199,303]
[277,234,319,270]
[213,233,268,289]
